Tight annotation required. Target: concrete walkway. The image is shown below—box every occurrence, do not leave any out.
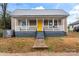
[32,39,48,49]
[0,52,79,56]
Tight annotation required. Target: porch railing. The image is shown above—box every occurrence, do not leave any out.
[44,25,64,31]
[15,25,64,31]
[27,26,37,31]
[15,26,37,31]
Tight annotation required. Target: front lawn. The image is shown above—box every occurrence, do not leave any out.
[0,37,78,53]
[0,32,78,53]
[0,37,35,53]
[45,37,78,52]
[65,32,79,38]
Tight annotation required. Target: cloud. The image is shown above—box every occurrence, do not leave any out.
[67,5,79,24]
[32,6,45,9]
[69,5,79,15]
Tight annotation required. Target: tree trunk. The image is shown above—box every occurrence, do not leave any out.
[1,3,7,29]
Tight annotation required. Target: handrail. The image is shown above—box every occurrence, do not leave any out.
[35,28,37,39]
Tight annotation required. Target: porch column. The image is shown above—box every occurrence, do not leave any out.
[43,18,44,31]
[26,18,27,31]
[36,18,38,31]
[52,18,54,31]
[15,18,17,31]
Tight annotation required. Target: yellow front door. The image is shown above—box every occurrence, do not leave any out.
[37,20,43,31]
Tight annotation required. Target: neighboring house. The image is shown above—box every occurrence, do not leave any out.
[68,20,79,31]
[11,9,69,37]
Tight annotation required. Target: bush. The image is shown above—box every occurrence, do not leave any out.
[0,29,3,37]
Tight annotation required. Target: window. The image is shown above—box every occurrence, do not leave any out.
[18,20,26,26]
[54,20,57,27]
[44,20,48,25]
[58,20,61,25]
[29,20,36,26]
[49,20,52,26]
[49,20,53,28]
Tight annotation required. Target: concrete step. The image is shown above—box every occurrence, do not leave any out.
[36,32,44,39]
[32,39,48,49]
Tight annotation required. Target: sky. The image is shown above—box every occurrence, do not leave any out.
[1,3,79,25]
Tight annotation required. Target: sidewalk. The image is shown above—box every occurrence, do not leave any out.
[0,52,78,56]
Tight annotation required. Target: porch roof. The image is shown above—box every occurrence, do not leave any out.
[11,9,69,17]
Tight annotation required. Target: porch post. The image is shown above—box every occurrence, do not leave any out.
[48,19,49,28]
[26,18,27,31]
[15,18,16,31]
[36,18,38,31]
[43,18,44,31]
[52,18,54,31]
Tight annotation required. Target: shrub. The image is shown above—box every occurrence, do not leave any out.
[0,29,3,37]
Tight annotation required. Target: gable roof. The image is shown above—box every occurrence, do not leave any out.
[11,9,69,17]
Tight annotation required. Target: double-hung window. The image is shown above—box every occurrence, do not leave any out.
[49,20,53,28]
[54,19,57,28]
[18,20,26,26]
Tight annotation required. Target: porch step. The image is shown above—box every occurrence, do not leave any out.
[36,31,44,39]
[32,39,48,49]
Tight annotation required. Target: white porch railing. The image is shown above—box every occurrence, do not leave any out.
[44,25,64,31]
[15,26,37,31]
[27,26,37,31]
[15,25,64,31]
[15,26,27,31]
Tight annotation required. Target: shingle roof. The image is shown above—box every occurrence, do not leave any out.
[11,9,69,16]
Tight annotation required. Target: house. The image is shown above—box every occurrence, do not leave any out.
[11,9,69,38]
[68,20,79,31]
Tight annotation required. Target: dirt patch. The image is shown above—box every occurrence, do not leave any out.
[65,32,79,38]
[45,37,78,52]
[0,37,35,53]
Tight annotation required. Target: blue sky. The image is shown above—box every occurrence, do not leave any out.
[7,3,75,12]
[3,3,79,24]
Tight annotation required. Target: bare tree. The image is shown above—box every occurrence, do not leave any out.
[0,3,7,29]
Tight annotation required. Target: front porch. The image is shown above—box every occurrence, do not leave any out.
[13,17,66,37]
[15,18,65,32]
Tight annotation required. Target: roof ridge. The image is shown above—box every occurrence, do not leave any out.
[13,9,64,10]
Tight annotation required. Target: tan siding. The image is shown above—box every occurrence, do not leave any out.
[16,19,18,26]
[11,17,15,30]
[11,17,19,30]
[63,18,67,33]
